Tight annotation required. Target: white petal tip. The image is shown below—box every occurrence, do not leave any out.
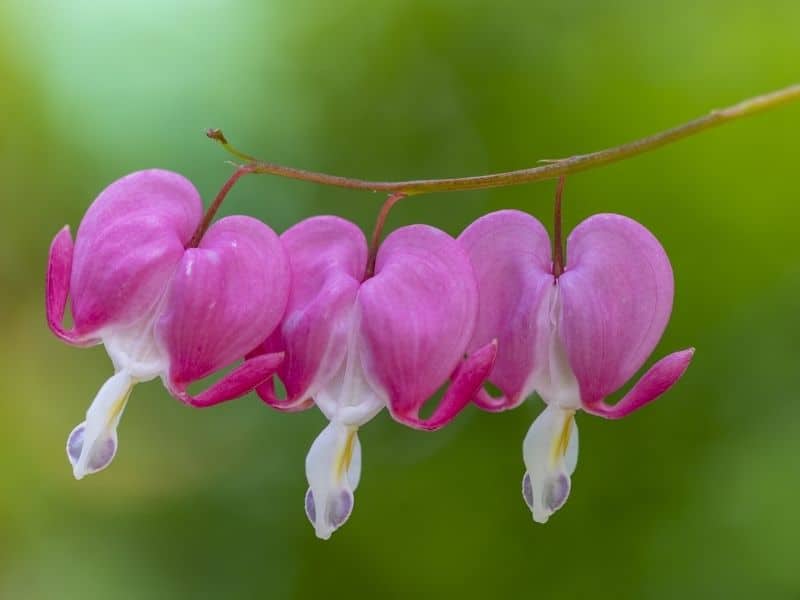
[523,470,569,525]
[66,421,118,479]
[532,513,550,525]
[305,487,353,540]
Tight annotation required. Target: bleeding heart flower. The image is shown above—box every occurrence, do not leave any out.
[458,210,693,523]
[250,216,497,539]
[46,169,289,479]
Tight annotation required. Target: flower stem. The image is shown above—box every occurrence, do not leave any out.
[189,165,254,247]
[208,83,800,195]
[364,192,406,279]
[552,176,566,278]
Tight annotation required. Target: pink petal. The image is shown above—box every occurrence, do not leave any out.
[46,226,97,347]
[169,352,285,408]
[392,340,497,430]
[157,215,289,389]
[69,170,203,336]
[558,214,675,406]
[458,210,554,411]
[252,216,366,411]
[583,348,694,419]
[358,225,479,428]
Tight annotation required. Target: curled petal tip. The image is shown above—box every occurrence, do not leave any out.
[46,226,94,346]
[473,388,518,412]
[255,378,315,413]
[390,339,497,431]
[584,348,695,419]
[170,353,285,408]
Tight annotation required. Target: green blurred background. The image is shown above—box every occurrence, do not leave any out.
[2,1,799,598]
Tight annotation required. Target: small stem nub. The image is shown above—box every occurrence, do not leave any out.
[206,129,261,163]
[552,176,566,279]
[364,192,406,280]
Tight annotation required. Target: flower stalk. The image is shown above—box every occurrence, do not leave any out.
[552,176,566,278]
[206,83,800,196]
[365,192,406,279]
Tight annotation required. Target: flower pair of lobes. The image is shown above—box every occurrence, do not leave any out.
[248,216,498,539]
[46,170,290,479]
[458,210,694,523]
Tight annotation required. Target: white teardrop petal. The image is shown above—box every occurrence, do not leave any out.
[522,404,579,523]
[304,421,362,540]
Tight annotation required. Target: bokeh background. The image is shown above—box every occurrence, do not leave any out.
[2,1,799,598]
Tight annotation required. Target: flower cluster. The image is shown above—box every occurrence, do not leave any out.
[47,169,693,538]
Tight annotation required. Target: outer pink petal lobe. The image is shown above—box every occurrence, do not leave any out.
[458,210,553,411]
[358,225,479,428]
[558,214,675,406]
[158,215,289,389]
[252,216,366,410]
[69,170,203,336]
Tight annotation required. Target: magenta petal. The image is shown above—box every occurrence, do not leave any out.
[393,340,497,430]
[169,352,285,408]
[253,216,366,410]
[157,215,289,389]
[358,225,479,428]
[559,214,675,406]
[458,210,553,411]
[46,226,97,347]
[249,332,315,412]
[70,170,203,336]
[583,348,694,419]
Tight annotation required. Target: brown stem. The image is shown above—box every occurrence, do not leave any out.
[188,165,254,247]
[364,192,406,279]
[552,176,566,278]
[208,83,800,196]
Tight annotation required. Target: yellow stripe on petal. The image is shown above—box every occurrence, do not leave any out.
[336,426,358,481]
[550,409,575,466]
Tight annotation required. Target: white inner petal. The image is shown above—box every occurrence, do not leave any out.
[102,302,169,382]
[522,404,579,524]
[523,283,582,410]
[69,300,170,480]
[304,421,363,540]
[314,311,386,426]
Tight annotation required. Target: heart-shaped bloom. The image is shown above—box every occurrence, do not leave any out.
[458,210,694,523]
[46,169,290,479]
[250,216,496,539]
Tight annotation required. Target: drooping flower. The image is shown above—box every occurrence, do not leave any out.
[458,210,694,523]
[249,216,497,539]
[46,169,290,479]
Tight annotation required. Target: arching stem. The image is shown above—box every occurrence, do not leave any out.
[207,83,800,196]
